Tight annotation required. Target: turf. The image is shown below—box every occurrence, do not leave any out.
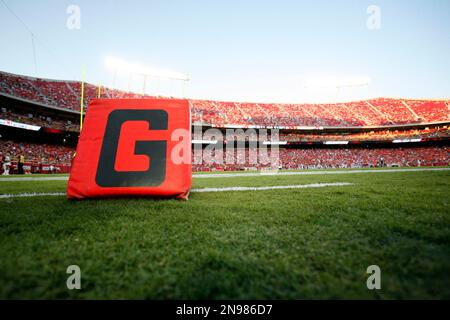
[0,168,449,299]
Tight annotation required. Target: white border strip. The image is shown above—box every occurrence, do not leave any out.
[0,177,69,182]
[0,167,448,182]
[0,192,66,199]
[194,167,450,179]
[0,182,353,199]
[191,182,353,193]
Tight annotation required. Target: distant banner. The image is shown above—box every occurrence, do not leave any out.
[0,119,41,131]
[392,138,422,143]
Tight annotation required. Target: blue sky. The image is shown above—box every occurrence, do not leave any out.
[0,0,449,103]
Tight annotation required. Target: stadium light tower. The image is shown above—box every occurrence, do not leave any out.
[303,75,370,103]
[104,56,190,96]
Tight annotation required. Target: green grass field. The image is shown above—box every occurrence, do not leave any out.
[0,168,449,299]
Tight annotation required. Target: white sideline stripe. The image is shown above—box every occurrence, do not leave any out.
[0,176,68,182]
[0,192,66,199]
[0,167,448,182]
[194,167,450,179]
[0,182,353,199]
[190,182,353,193]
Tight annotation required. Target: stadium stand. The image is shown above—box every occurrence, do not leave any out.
[280,127,449,142]
[192,127,449,142]
[1,139,448,174]
[0,140,73,165]
[190,98,449,128]
[0,70,449,173]
[278,146,449,169]
[1,71,449,128]
[0,139,74,174]
[0,107,79,132]
[192,146,449,171]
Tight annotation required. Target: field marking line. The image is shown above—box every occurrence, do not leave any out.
[0,192,66,199]
[0,182,353,198]
[190,182,353,193]
[0,167,448,182]
[0,176,68,182]
[194,167,450,178]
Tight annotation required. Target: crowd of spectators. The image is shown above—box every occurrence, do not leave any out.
[192,146,449,171]
[278,146,449,169]
[0,137,448,172]
[0,71,157,112]
[0,71,449,173]
[280,127,449,142]
[0,140,74,166]
[192,127,449,142]
[1,71,448,129]
[190,98,449,128]
[0,107,79,132]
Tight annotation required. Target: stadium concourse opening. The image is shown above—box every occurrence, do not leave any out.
[0,70,449,175]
